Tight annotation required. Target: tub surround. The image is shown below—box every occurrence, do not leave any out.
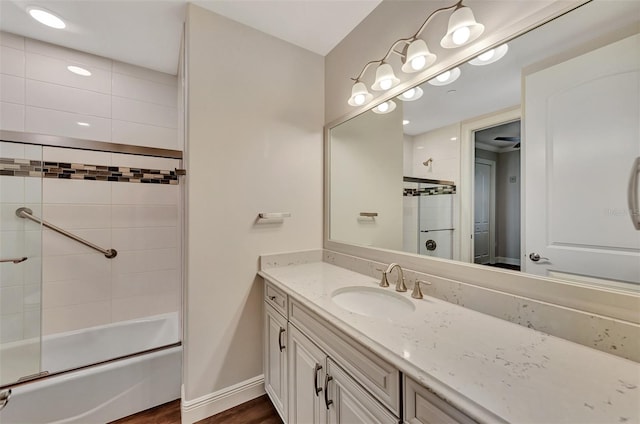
[259,251,639,423]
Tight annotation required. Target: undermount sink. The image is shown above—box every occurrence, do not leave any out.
[331,286,416,318]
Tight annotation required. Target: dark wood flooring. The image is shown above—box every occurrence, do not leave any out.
[109,394,282,424]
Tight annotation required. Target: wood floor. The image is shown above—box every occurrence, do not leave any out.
[109,394,282,424]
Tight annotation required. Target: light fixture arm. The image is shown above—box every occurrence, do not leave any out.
[350,0,466,83]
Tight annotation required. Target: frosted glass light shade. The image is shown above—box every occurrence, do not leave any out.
[401,39,437,73]
[372,100,397,114]
[469,44,509,66]
[428,67,461,86]
[28,7,66,29]
[371,63,400,91]
[397,86,424,101]
[440,6,484,48]
[348,82,373,106]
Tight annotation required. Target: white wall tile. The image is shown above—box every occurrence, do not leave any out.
[112,60,177,85]
[43,278,110,308]
[112,120,178,149]
[0,74,25,104]
[26,106,111,141]
[24,177,42,204]
[23,309,40,338]
[111,291,178,322]
[111,153,179,170]
[42,204,111,229]
[112,96,177,128]
[43,228,111,256]
[43,179,110,204]
[112,73,177,107]
[0,32,25,50]
[112,182,178,205]
[42,301,110,335]
[0,176,25,203]
[0,203,26,231]
[23,284,40,309]
[26,79,111,118]
[0,286,23,314]
[0,230,24,258]
[43,146,111,166]
[0,141,25,158]
[43,253,110,283]
[112,248,178,275]
[23,145,42,161]
[26,53,111,93]
[112,227,177,251]
[0,46,25,77]
[112,205,178,228]
[25,39,111,71]
[0,102,25,131]
[111,269,179,299]
[0,313,23,343]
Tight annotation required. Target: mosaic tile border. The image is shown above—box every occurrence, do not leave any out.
[0,158,179,184]
[403,186,456,196]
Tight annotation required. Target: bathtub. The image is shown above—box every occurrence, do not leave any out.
[0,313,181,424]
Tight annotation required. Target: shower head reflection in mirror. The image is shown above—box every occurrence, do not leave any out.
[328,0,640,291]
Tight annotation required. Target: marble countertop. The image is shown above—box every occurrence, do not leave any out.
[259,261,640,424]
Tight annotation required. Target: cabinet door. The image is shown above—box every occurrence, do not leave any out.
[326,359,398,424]
[265,303,288,422]
[288,324,327,424]
[404,376,477,424]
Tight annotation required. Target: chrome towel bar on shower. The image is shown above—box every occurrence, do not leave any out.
[15,207,117,259]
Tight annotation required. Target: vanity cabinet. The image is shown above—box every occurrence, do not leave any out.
[264,302,288,422]
[404,377,477,424]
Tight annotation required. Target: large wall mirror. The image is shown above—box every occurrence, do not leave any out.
[328,0,640,291]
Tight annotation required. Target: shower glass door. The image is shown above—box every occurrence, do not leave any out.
[0,141,43,387]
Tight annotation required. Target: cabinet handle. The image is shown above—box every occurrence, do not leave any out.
[314,363,323,396]
[278,327,286,352]
[324,374,333,409]
[269,295,277,301]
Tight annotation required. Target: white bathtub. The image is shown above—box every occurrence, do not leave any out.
[0,313,181,424]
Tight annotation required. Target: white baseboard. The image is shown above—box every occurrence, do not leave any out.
[496,256,521,266]
[181,375,265,423]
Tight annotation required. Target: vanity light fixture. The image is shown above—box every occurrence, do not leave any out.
[469,44,509,66]
[67,65,91,76]
[397,87,424,102]
[428,67,461,86]
[372,100,396,114]
[27,7,66,29]
[347,0,484,106]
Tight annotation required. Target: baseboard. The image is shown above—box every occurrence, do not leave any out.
[181,375,265,423]
[496,256,521,266]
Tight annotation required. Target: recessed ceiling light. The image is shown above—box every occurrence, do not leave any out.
[450,137,458,141]
[27,7,66,29]
[67,66,91,77]
[403,120,410,126]
[77,122,90,127]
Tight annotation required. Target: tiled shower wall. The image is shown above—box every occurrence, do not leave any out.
[1,143,182,337]
[0,31,179,150]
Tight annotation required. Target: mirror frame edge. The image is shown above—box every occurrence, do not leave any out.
[323,0,639,325]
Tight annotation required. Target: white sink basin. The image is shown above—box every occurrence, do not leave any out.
[331,286,415,318]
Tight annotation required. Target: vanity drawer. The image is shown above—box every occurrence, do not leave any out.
[404,376,477,424]
[289,298,400,416]
[265,280,288,318]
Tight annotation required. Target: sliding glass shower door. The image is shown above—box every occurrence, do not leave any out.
[0,141,43,387]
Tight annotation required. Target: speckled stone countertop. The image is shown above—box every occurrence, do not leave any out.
[259,261,640,424]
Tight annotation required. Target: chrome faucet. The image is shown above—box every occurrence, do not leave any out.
[379,263,407,292]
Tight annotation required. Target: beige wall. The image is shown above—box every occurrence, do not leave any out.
[184,1,324,410]
[325,1,580,125]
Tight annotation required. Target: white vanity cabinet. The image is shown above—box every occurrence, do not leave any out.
[404,377,478,424]
[264,302,288,422]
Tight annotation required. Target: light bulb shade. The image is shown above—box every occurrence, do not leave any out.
[348,82,373,106]
[401,39,437,73]
[469,44,509,66]
[372,100,397,114]
[397,86,424,102]
[428,67,461,86]
[440,6,484,48]
[371,63,400,91]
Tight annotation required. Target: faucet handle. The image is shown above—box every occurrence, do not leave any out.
[376,268,389,287]
[412,280,431,299]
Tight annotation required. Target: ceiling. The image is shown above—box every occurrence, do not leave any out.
[0,0,382,75]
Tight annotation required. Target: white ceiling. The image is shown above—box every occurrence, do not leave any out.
[0,0,382,75]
